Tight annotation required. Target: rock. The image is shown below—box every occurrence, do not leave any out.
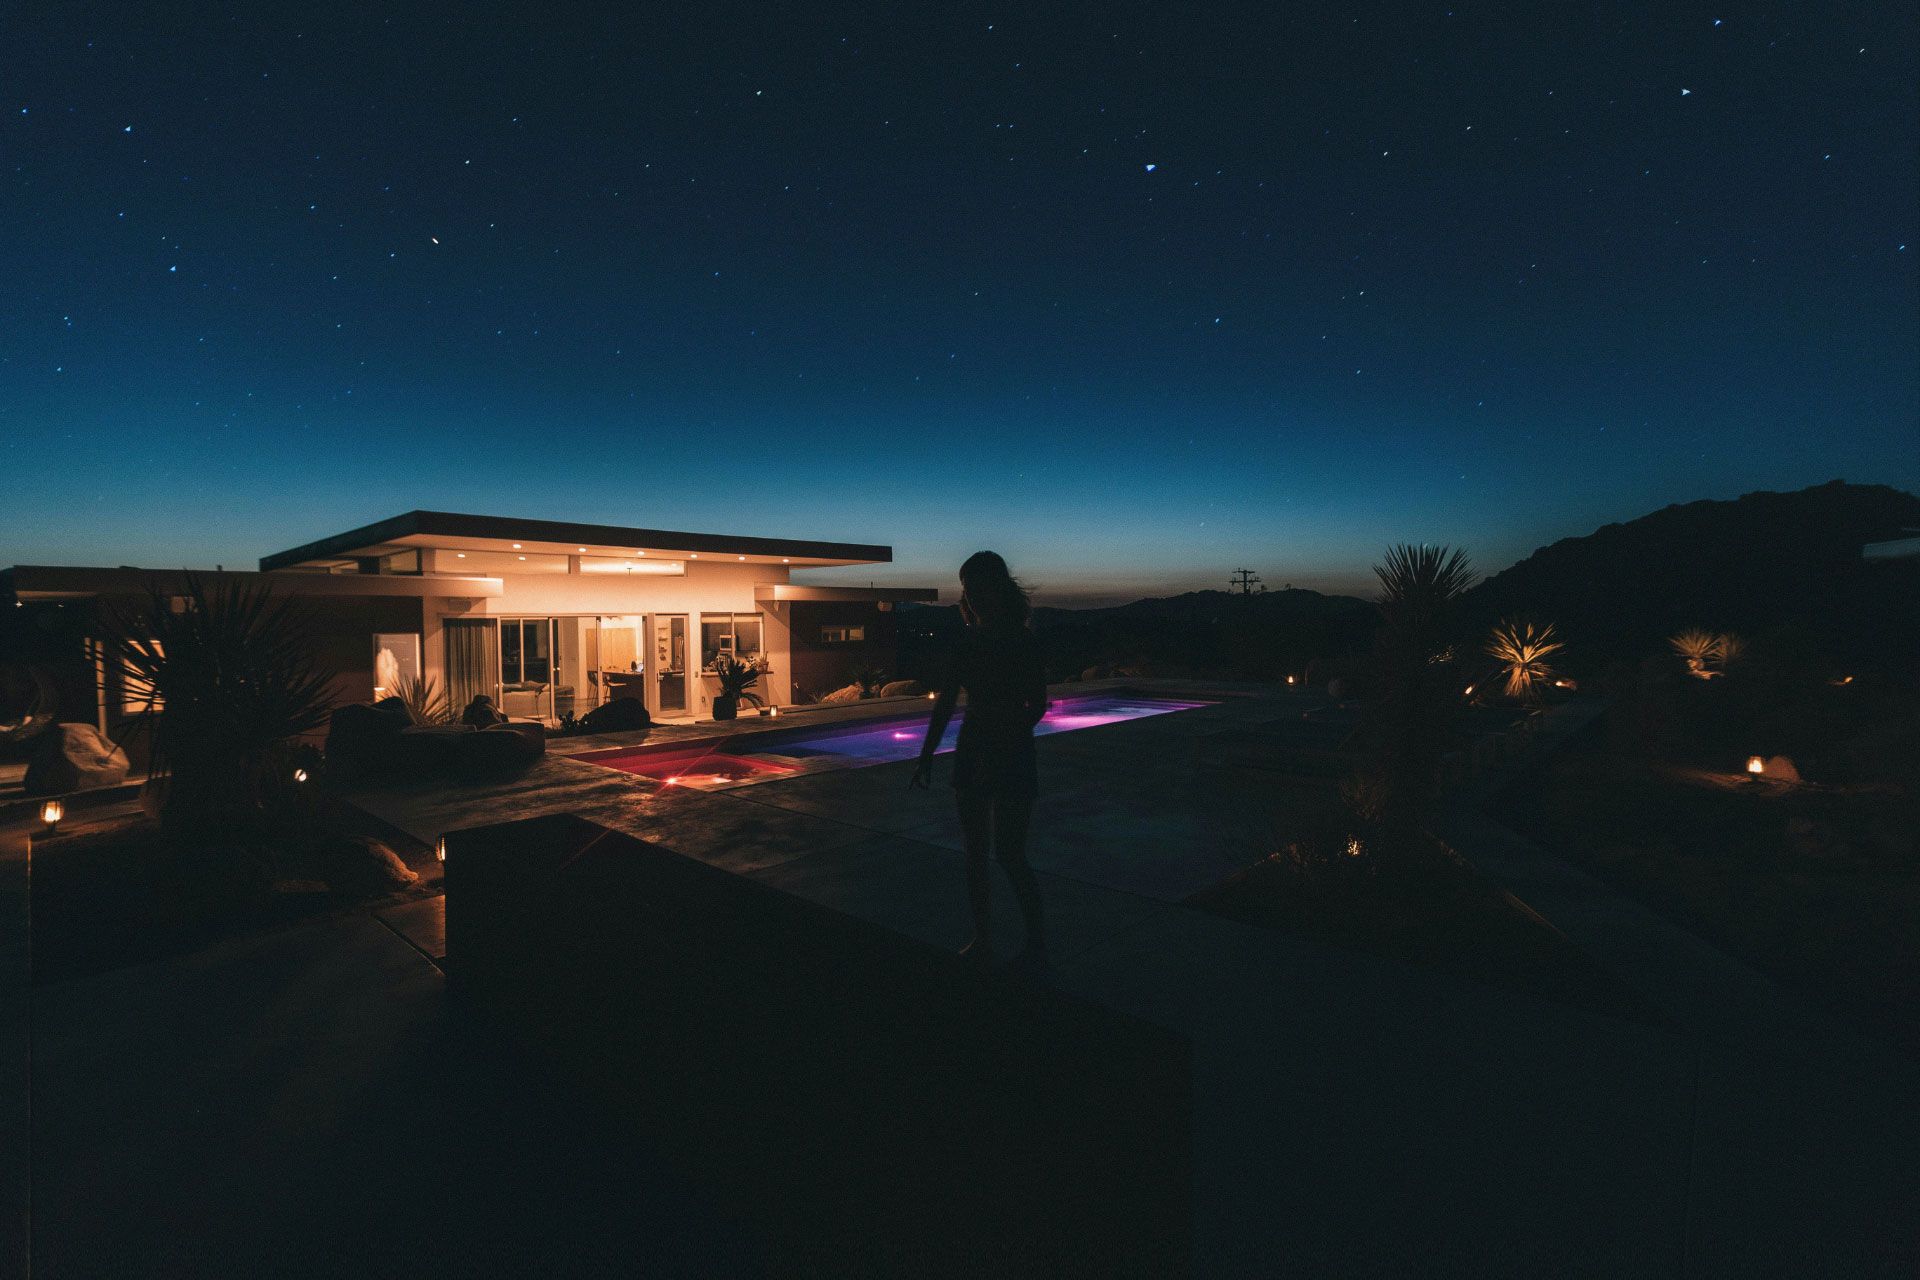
[325,699,412,778]
[1079,665,1108,682]
[393,723,475,774]
[460,695,507,728]
[456,722,546,776]
[23,723,131,795]
[578,697,650,733]
[333,835,420,893]
[1762,755,1802,784]
[879,679,924,698]
[819,684,864,705]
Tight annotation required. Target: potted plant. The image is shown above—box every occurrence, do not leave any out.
[710,653,765,721]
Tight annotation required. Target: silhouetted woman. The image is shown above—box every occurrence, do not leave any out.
[910,551,1047,967]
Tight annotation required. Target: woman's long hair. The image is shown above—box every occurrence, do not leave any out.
[959,551,1031,629]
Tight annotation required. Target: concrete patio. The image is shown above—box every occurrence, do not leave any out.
[9,682,1917,1275]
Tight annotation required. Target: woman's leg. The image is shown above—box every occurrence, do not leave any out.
[955,787,995,949]
[991,793,1044,952]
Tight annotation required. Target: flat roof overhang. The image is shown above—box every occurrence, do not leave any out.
[259,510,893,572]
[4,565,504,601]
[754,584,939,604]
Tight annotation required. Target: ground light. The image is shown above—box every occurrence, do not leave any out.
[40,798,64,834]
[1746,755,1766,784]
[293,767,308,783]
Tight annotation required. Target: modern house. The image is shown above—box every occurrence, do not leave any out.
[4,511,937,731]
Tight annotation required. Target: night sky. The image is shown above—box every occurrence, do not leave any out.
[6,3,1915,602]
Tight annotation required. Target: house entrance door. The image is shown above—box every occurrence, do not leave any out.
[648,614,689,714]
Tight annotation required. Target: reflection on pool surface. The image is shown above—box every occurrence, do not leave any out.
[575,748,797,785]
[753,694,1213,763]
[574,694,1213,786]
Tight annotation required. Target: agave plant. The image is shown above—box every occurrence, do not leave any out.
[851,663,890,698]
[711,653,766,708]
[1669,628,1724,676]
[104,572,337,841]
[1485,618,1565,703]
[392,673,452,725]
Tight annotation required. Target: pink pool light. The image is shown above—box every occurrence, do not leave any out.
[1037,699,1211,733]
[577,747,795,786]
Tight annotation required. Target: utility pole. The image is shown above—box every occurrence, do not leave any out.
[1228,568,1264,595]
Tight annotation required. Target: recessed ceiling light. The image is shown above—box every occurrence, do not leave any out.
[782,557,789,563]
[738,555,746,561]
[636,550,645,555]
[456,553,466,558]
[690,553,698,558]
[577,547,586,553]
[517,555,526,561]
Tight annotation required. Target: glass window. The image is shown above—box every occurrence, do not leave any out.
[122,641,163,715]
[820,625,865,644]
[701,614,765,669]
[373,633,422,700]
[500,619,551,685]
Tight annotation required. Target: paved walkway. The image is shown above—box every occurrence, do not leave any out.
[15,685,1919,1275]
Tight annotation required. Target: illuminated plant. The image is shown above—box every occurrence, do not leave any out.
[1485,618,1565,703]
[711,653,766,709]
[1669,628,1724,677]
[392,673,452,725]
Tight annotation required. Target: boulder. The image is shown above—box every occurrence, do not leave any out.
[456,722,546,776]
[1761,755,1802,784]
[1079,665,1108,682]
[460,695,508,728]
[820,684,864,705]
[325,699,413,778]
[331,835,421,894]
[578,697,650,733]
[393,723,475,774]
[23,723,131,795]
[879,679,925,698]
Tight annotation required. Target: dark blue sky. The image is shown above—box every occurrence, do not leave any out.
[5,3,1915,601]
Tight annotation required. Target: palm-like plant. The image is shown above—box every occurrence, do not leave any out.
[851,663,889,698]
[711,653,766,709]
[1365,544,1477,833]
[104,572,337,840]
[1485,618,1565,703]
[1669,628,1724,676]
[392,673,452,725]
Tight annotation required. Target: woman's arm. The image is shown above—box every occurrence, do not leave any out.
[1021,639,1048,728]
[909,649,961,788]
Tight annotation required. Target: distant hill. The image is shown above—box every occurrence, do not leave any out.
[1459,480,1920,668]
[901,588,1377,681]
[897,481,1920,681]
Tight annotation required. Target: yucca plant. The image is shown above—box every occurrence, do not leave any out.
[104,572,337,843]
[1669,628,1724,677]
[392,673,452,725]
[1364,544,1477,835]
[1485,618,1565,703]
[851,663,889,698]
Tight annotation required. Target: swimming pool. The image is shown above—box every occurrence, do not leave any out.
[574,693,1214,786]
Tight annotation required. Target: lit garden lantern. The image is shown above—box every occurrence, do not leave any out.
[39,798,64,834]
[293,767,309,783]
[435,836,447,863]
[1286,674,1297,686]
[1746,755,1765,781]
